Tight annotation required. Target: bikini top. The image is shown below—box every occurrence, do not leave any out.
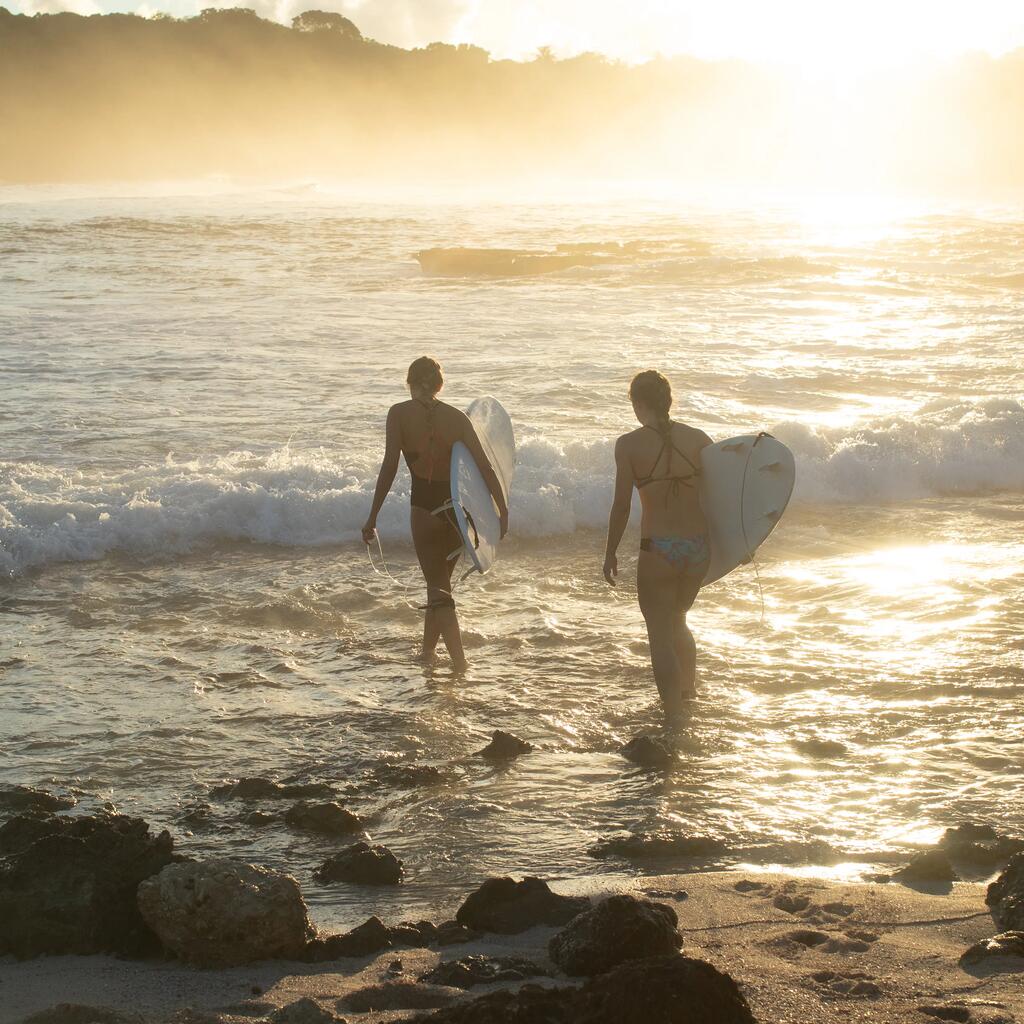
[403,397,444,481]
[635,422,701,501]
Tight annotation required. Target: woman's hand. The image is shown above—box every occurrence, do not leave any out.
[603,552,618,586]
[499,508,509,540]
[361,520,377,545]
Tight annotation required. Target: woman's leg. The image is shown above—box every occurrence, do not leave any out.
[637,549,685,716]
[672,572,703,698]
[411,508,467,670]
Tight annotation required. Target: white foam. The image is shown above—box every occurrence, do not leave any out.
[2,398,1022,575]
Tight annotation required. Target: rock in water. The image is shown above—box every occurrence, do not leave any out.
[211,778,335,801]
[549,895,683,976]
[137,859,312,967]
[575,954,758,1024]
[0,785,76,815]
[284,801,362,835]
[620,736,674,767]
[792,738,848,759]
[315,842,404,884]
[0,813,174,957]
[476,730,533,759]
[892,850,960,884]
[456,876,589,933]
[960,930,1024,965]
[987,852,1024,930]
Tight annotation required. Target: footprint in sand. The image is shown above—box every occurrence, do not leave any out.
[807,969,883,999]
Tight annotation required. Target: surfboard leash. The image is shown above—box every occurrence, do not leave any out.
[739,433,768,625]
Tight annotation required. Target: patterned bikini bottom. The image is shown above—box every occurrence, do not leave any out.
[640,533,710,575]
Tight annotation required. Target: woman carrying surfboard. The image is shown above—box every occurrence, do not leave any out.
[603,370,713,717]
[361,356,509,671]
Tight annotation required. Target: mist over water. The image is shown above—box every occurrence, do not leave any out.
[2,183,1023,928]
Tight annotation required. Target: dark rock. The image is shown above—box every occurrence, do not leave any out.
[987,853,1024,930]
[0,785,76,815]
[411,954,757,1024]
[549,895,682,976]
[435,920,479,945]
[374,762,446,788]
[575,954,758,1024]
[456,876,589,934]
[176,801,213,831]
[387,958,404,974]
[243,810,277,827]
[315,842,403,884]
[409,985,574,1023]
[792,738,848,759]
[390,920,437,947]
[476,730,533,760]
[589,832,724,861]
[304,916,392,960]
[942,823,999,844]
[211,778,335,801]
[21,1007,143,1024]
[620,735,674,767]
[0,812,68,856]
[340,982,458,1012]
[0,813,173,958]
[893,850,960,884]
[421,955,550,989]
[960,930,1024,965]
[270,997,347,1024]
[137,859,312,967]
[285,801,362,835]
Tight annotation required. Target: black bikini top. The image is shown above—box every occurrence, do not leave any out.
[635,422,701,500]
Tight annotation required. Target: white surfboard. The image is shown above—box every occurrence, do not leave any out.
[700,433,795,586]
[450,397,515,574]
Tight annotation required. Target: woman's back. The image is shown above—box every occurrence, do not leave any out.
[627,421,709,536]
[397,399,464,482]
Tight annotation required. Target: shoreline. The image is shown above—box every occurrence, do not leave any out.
[2,869,1020,1024]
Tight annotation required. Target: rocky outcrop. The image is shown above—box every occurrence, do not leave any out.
[892,850,959,884]
[303,917,436,961]
[589,832,725,861]
[412,954,757,1023]
[314,842,403,884]
[421,955,549,989]
[211,778,334,801]
[476,731,532,759]
[940,824,1024,868]
[137,859,312,967]
[435,920,479,945]
[986,853,1024,930]
[0,785,76,815]
[960,930,1024,965]
[620,736,674,767]
[455,877,589,934]
[284,801,362,835]
[0,813,174,957]
[549,895,683,976]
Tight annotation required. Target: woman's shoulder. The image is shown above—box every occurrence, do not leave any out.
[672,421,713,447]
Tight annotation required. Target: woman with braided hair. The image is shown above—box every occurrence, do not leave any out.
[603,370,713,716]
[362,356,508,671]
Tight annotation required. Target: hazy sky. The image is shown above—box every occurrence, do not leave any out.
[11,0,1024,69]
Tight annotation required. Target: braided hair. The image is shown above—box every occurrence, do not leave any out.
[629,369,673,435]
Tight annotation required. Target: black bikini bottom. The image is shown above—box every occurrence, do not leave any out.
[410,474,452,514]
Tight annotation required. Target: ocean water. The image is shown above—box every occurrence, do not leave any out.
[1,182,1023,929]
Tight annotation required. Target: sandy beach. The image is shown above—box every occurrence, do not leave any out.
[2,869,1021,1024]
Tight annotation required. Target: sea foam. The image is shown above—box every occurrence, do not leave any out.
[2,398,1022,575]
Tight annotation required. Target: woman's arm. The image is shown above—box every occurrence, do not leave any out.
[603,437,634,586]
[461,418,509,539]
[361,406,402,543]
